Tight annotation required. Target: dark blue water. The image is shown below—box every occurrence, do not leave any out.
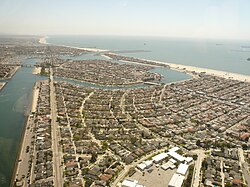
[47,35,250,75]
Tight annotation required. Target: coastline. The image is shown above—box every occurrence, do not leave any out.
[11,81,40,187]
[39,36,108,52]
[39,36,250,83]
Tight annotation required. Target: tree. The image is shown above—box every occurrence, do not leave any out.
[196,140,201,147]
[84,179,93,187]
[90,152,98,163]
[242,143,248,150]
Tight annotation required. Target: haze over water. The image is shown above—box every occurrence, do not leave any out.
[48,36,250,76]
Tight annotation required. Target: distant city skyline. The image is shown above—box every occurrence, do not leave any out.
[0,0,250,40]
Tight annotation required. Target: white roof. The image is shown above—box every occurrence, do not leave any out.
[121,179,145,187]
[168,151,185,162]
[137,163,147,171]
[168,147,180,153]
[169,158,177,164]
[185,157,193,163]
[161,161,176,170]
[37,136,44,140]
[121,179,138,187]
[152,152,168,162]
[168,173,185,187]
[176,163,189,175]
[143,160,153,167]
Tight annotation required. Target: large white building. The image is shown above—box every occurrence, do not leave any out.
[121,179,145,187]
[152,152,168,163]
[176,163,189,175]
[168,173,185,187]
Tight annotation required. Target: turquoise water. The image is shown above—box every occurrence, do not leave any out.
[47,35,250,75]
[0,59,46,187]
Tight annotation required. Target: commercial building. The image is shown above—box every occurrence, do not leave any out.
[121,179,145,187]
[152,152,168,163]
[176,163,189,176]
[168,173,185,187]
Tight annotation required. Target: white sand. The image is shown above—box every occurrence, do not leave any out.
[39,36,107,52]
[150,60,250,82]
[32,67,41,75]
[39,36,48,44]
[103,53,250,83]
[31,85,39,113]
[0,82,6,90]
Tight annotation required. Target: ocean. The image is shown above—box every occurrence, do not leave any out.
[47,35,250,76]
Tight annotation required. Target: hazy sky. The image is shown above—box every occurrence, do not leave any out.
[0,0,249,39]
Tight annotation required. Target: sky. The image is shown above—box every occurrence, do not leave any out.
[0,0,250,40]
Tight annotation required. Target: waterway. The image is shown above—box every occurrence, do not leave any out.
[0,59,46,187]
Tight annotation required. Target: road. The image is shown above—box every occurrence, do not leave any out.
[191,149,205,187]
[50,67,63,187]
[238,148,250,186]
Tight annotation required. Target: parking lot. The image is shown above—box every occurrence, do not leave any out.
[127,165,176,187]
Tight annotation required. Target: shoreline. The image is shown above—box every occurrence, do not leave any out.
[56,76,147,89]
[32,67,41,75]
[0,82,6,91]
[39,36,108,52]
[0,66,21,81]
[11,81,40,187]
[39,36,250,83]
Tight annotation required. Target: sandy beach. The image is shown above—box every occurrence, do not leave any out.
[150,60,250,83]
[39,36,48,44]
[32,67,41,75]
[31,83,39,113]
[39,36,108,52]
[0,82,6,91]
[103,53,250,83]
[39,37,250,83]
